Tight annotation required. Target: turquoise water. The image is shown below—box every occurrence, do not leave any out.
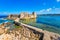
[20,15,60,34]
[0,18,14,24]
[36,16,60,28]
[0,18,15,30]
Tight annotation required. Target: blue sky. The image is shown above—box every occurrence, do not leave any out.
[0,0,60,15]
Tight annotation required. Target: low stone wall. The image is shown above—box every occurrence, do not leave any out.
[0,22,60,40]
[18,22,60,40]
[14,21,44,40]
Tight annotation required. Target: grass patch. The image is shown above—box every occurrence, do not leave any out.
[14,25,22,29]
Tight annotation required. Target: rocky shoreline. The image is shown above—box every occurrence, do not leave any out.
[0,22,60,40]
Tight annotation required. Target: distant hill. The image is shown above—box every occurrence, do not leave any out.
[38,14,60,16]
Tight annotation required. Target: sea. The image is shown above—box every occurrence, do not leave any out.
[0,15,13,24]
[36,15,60,34]
[0,15,60,34]
[37,15,60,28]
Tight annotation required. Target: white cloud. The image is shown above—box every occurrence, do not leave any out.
[40,8,52,13]
[40,9,45,12]
[39,8,60,14]
[56,0,60,2]
[46,8,52,12]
